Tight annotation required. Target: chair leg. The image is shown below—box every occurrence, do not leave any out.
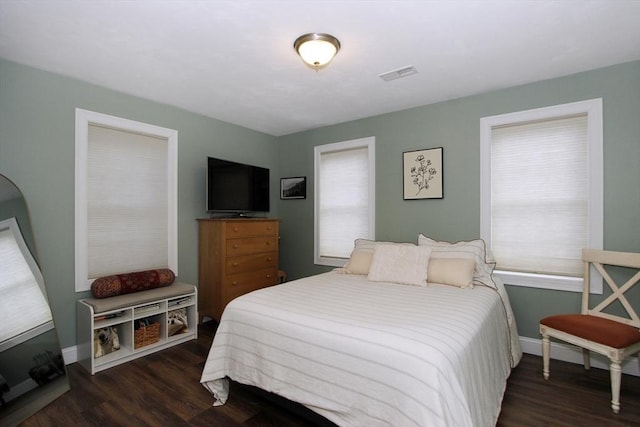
[582,348,591,370]
[610,360,622,414]
[542,334,550,380]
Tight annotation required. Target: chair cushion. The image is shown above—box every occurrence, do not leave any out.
[541,314,640,349]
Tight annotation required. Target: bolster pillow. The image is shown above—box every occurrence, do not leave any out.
[91,269,175,298]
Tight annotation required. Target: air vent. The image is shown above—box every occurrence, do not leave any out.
[378,65,418,82]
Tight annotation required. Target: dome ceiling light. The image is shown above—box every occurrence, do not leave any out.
[294,33,341,70]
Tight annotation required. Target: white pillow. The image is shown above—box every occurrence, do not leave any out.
[341,239,413,275]
[427,258,476,288]
[367,243,432,286]
[417,234,497,288]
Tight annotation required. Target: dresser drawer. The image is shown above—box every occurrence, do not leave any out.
[226,252,277,274]
[226,221,278,238]
[226,236,277,256]
[198,217,280,322]
[222,268,278,301]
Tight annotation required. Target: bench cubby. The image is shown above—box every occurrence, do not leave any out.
[77,282,197,374]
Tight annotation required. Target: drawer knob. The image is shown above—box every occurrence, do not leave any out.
[233,227,238,232]
[232,262,238,267]
[232,281,238,286]
[233,244,239,249]
[266,274,271,278]
[266,241,270,246]
[266,257,272,262]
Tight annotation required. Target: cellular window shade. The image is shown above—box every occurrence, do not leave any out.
[491,114,588,276]
[319,147,370,259]
[87,125,169,278]
[0,220,52,348]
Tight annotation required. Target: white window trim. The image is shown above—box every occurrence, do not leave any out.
[75,108,178,292]
[0,217,53,352]
[314,136,376,267]
[480,98,603,293]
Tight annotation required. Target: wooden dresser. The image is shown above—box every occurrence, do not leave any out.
[197,218,279,322]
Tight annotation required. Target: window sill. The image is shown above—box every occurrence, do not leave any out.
[314,256,347,268]
[0,320,54,352]
[495,270,601,294]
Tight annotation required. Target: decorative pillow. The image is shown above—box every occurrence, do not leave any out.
[427,258,476,288]
[91,269,175,298]
[167,307,188,336]
[367,243,432,286]
[341,239,415,275]
[343,249,373,275]
[417,234,497,288]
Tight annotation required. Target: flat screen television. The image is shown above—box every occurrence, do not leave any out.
[206,157,270,214]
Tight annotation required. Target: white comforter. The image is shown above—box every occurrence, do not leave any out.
[201,272,521,427]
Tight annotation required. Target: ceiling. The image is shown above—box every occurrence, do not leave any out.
[1,0,639,137]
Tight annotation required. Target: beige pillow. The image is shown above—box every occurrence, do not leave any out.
[367,243,432,286]
[417,234,497,288]
[428,258,476,288]
[343,249,373,274]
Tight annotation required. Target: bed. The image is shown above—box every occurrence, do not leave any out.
[201,236,522,427]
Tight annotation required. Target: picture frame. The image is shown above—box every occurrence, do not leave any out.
[403,147,443,200]
[280,176,306,199]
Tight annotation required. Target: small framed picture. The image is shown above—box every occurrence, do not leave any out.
[403,147,443,200]
[280,176,306,199]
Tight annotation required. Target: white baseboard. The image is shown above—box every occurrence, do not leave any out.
[520,336,639,377]
[61,336,639,378]
[2,378,38,403]
[62,345,78,365]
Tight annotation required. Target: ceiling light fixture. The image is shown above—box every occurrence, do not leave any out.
[294,33,341,70]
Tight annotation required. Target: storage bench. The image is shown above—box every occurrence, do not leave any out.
[77,282,198,374]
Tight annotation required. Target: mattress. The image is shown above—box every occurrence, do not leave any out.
[201,271,521,427]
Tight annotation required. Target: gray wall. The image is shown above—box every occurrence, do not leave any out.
[1,57,638,350]
[276,61,640,339]
[0,58,278,348]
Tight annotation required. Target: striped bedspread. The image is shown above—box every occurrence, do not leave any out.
[201,272,521,427]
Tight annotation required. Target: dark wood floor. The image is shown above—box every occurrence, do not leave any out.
[20,321,640,426]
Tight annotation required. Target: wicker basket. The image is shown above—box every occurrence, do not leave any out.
[134,321,160,349]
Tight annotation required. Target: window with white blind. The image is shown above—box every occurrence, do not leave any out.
[0,218,53,351]
[314,137,375,266]
[75,109,178,292]
[480,99,603,292]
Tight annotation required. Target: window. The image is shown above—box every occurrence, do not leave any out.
[314,137,375,266]
[480,99,603,292]
[0,218,52,351]
[75,109,178,292]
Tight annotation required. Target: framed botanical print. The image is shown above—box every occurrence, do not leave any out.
[403,147,443,200]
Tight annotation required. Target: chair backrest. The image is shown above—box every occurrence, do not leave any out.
[582,248,640,328]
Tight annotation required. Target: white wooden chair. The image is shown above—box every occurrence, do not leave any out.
[539,248,640,414]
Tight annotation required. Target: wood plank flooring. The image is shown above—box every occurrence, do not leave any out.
[19,321,640,426]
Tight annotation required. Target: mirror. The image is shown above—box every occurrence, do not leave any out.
[0,174,69,425]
